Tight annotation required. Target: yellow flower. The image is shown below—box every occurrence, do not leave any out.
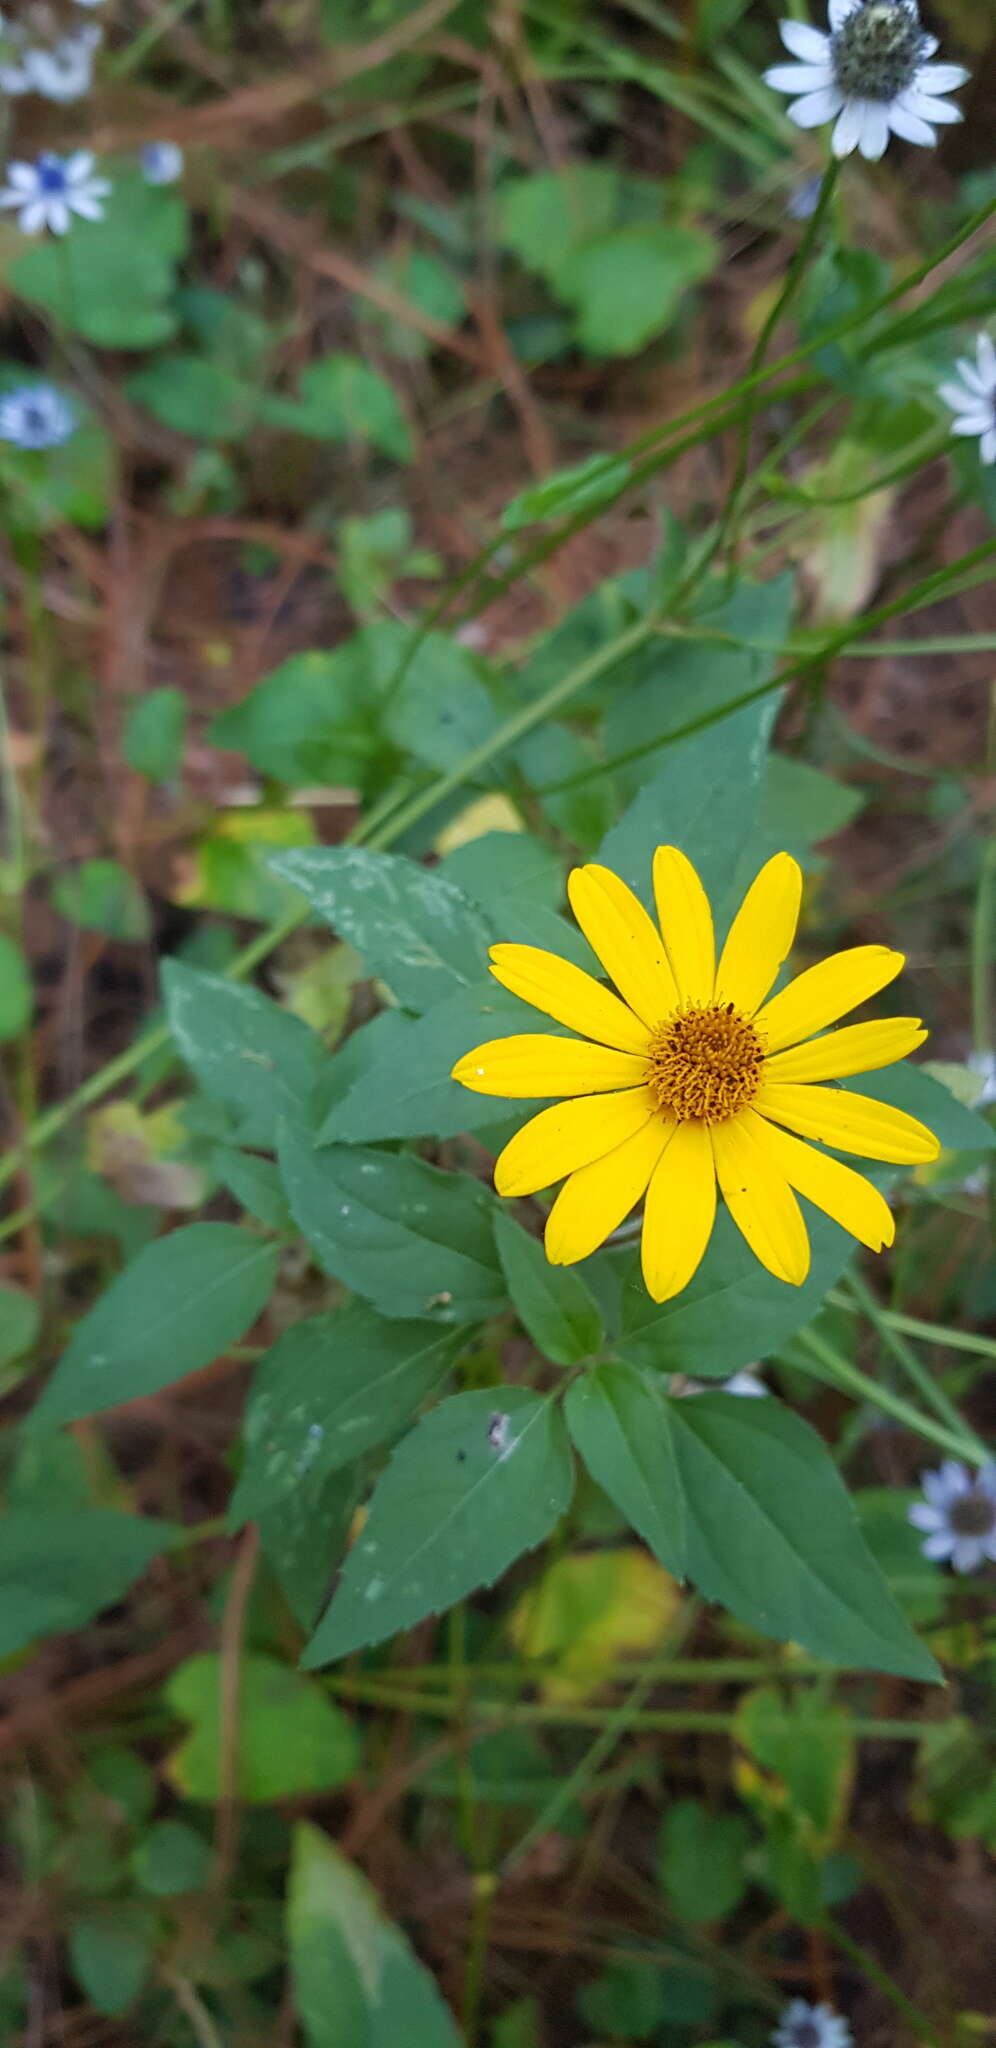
[451,847,939,1302]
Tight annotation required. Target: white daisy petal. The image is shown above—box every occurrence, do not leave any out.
[908,1503,944,1532]
[20,201,50,234]
[980,427,996,465]
[902,90,962,124]
[6,162,40,191]
[940,1460,972,1496]
[921,1530,956,1560]
[977,335,996,383]
[779,20,831,62]
[828,0,859,26]
[831,99,865,155]
[951,414,994,436]
[954,357,991,396]
[789,85,844,129]
[764,63,835,92]
[857,101,890,160]
[920,35,939,58]
[917,63,970,93]
[952,1538,984,1575]
[68,192,104,220]
[886,102,938,147]
[47,198,71,235]
[64,150,95,181]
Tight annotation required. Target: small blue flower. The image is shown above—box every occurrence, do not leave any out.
[140,141,184,187]
[0,150,110,235]
[0,385,77,451]
[909,1460,996,1574]
[772,1999,853,2048]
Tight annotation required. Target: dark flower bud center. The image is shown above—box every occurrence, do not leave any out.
[831,0,927,101]
[949,1490,996,1539]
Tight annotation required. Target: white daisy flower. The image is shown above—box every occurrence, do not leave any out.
[0,384,77,451]
[772,2000,853,2048]
[0,151,110,236]
[939,334,996,468]
[764,0,970,162]
[25,24,102,104]
[140,141,184,186]
[908,1460,996,1575]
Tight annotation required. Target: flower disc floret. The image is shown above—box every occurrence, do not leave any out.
[831,0,926,99]
[452,845,939,1304]
[648,1003,764,1122]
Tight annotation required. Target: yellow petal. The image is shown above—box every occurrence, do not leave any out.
[545,1115,672,1266]
[652,846,715,1005]
[567,865,679,1030]
[754,945,903,1054]
[743,1109,894,1252]
[765,1016,926,1085]
[452,1035,649,1098]
[714,852,803,1015]
[711,1115,811,1285]
[488,944,650,1055]
[640,1119,716,1302]
[495,1087,656,1197]
[754,1080,940,1164]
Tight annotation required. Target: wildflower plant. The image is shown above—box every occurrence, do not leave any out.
[2,0,995,2034]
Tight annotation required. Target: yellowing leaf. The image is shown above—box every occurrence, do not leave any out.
[507,1548,680,1701]
[173,806,316,921]
[86,1102,204,1210]
[434,793,525,854]
[792,441,894,623]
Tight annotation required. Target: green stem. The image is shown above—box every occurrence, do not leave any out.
[708,159,841,574]
[797,1328,989,1468]
[842,1271,990,1461]
[970,831,996,1056]
[324,1676,926,1742]
[822,1916,941,2047]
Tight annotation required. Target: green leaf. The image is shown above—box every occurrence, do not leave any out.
[497,166,624,292]
[268,847,491,1012]
[32,1224,279,1426]
[502,454,632,531]
[559,223,716,356]
[69,1915,152,2016]
[599,680,782,939]
[657,1799,751,1923]
[564,1363,685,1578]
[128,354,260,441]
[131,1820,212,1897]
[122,687,186,781]
[735,1686,854,1840]
[0,935,31,1042]
[288,1822,463,2048]
[0,1284,38,1371]
[230,1305,464,1521]
[438,831,564,919]
[209,646,377,786]
[279,1126,505,1324]
[494,1212,603,1365]
[617,1205,870,1380]
[760,753,864,856]
[0,1511,174,1658]
[303,1388,574,1664]
[257,1467,358,1630]
[214,1147,293,1229]
[317,983,547,1144]
[165,1653,359,1801]
[162,959,323,1146]
[11,174,186,349]
[265,353,412,461]
[669,1394,940,1680]
[52,859,149,940]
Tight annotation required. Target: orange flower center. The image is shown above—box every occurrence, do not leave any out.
[647,1003,764,1123]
